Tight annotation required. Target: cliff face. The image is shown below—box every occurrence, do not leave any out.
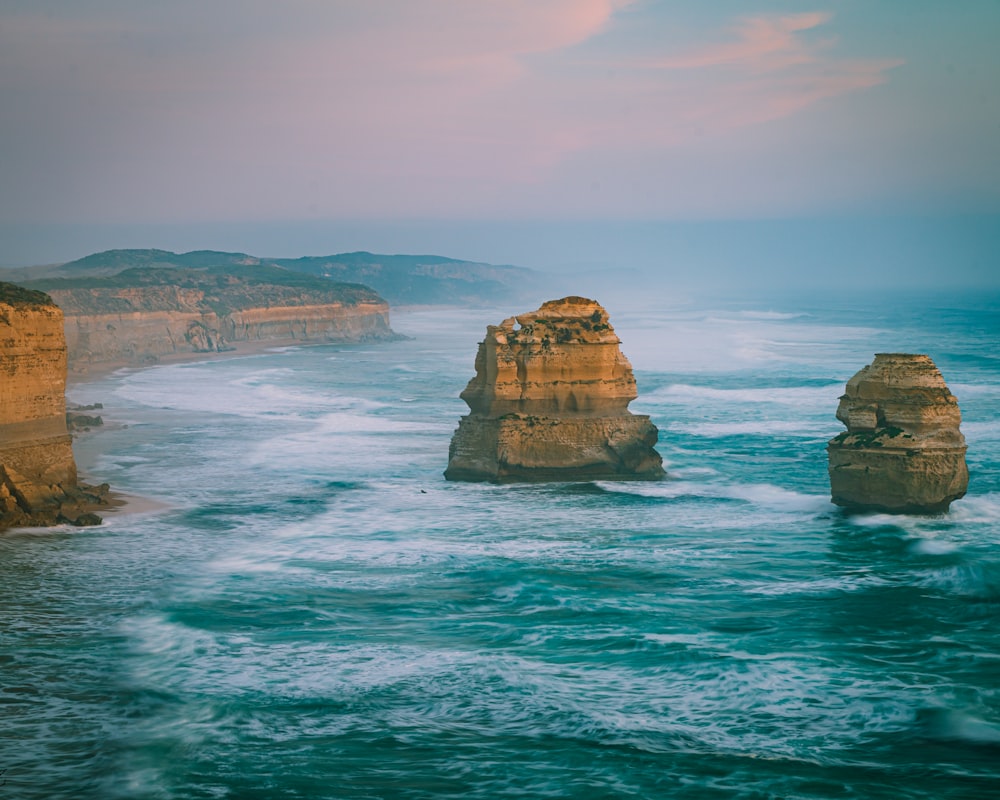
[29,268,396,369]
[1,283,107,528]
[827,353,969,514]
[446,297,664,482]
[58,296,393,368]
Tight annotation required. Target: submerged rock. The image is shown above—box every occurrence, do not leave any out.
[445,297,664,482]
[827,353,968,513]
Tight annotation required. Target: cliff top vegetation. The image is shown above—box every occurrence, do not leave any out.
[20,265,385,316]
[0,281,54,309]
[7,248,538,306]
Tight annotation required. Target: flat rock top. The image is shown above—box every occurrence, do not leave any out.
[497,297,619,346]
[532,296,603,317]
[847,353,955,398]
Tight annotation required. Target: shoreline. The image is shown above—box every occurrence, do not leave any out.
[65,335,378,385]
[65,329,410,518]
[101,490,172,518]
[66,338,325,518]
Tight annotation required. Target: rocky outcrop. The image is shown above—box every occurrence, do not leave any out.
[1,283,109,528]
[446,297,664,482]
[58,300,393,369]
[827,353,968,514]
[27,268,397,370]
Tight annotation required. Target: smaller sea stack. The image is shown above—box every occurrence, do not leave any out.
[827,353,968,514]
[445,297,664,482]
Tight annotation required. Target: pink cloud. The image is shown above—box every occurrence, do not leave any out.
[656,12,833,72]
[604,11,905,148]
[0,2,908,222]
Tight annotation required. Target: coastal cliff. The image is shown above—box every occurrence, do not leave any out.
[1,283,109,528]
[446,297,664,482]
[6,247,539,306]
[827,353,969,513]
[23,265,395,369]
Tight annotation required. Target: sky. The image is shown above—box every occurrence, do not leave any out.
[1,1,998,288]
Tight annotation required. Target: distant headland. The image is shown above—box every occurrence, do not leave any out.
[0,248,540,373]
[3,248,539,306]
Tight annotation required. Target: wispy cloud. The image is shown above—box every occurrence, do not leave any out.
[655,12,835,72]
[578,10,905,153]
[0,2,911,222]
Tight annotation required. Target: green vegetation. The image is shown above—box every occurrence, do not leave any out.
[0,281,54,308]
[22,264,384,316]
[832,426,914,449]
[30,248,538,306]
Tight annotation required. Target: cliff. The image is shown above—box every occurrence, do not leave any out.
[1,283,109,528]
[22,265,396,369]
[6,248,539,306]
[827,353,969,514]
[445,297,664,482]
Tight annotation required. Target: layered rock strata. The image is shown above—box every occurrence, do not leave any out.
[445,297,664,482]
[1,283,109,528]
[827,353,968,513]
[47,285,394,370]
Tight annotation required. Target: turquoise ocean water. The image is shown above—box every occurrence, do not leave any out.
[2,294,999,799]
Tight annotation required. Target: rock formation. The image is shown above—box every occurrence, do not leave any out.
[22,266,396,370]
[827,353,968,514]
[1,283,110,529]
[445,297,664,482]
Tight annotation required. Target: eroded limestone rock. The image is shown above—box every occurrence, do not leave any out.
[1,282,110,528]
[445,297,664,482]
[827,353,968,513]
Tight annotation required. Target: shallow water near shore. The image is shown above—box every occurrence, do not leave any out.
[2,292,999,799]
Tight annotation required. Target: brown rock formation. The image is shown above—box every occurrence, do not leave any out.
[445,297,664,482]
[17,264,398,370]
[48,285,394,370]
[827,353,969,514]
[1,283,110,529]
[59,301,393,369]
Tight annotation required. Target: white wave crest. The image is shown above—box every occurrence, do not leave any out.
[649,382,843,407]
[598,480,831,513]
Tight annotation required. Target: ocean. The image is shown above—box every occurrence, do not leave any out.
[2,292,999,799]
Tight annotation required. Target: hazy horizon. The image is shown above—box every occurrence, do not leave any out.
[3,216,998,301]
[2,2,998,294]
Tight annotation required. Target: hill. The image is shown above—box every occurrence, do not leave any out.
[21,263,381,315]
[6,248,539,305]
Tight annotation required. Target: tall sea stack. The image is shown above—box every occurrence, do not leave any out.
[827,353,968,514]
[445,297,664,482]
[1,282,108,528]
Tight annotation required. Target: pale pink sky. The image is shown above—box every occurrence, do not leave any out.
[0,1,998,267]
